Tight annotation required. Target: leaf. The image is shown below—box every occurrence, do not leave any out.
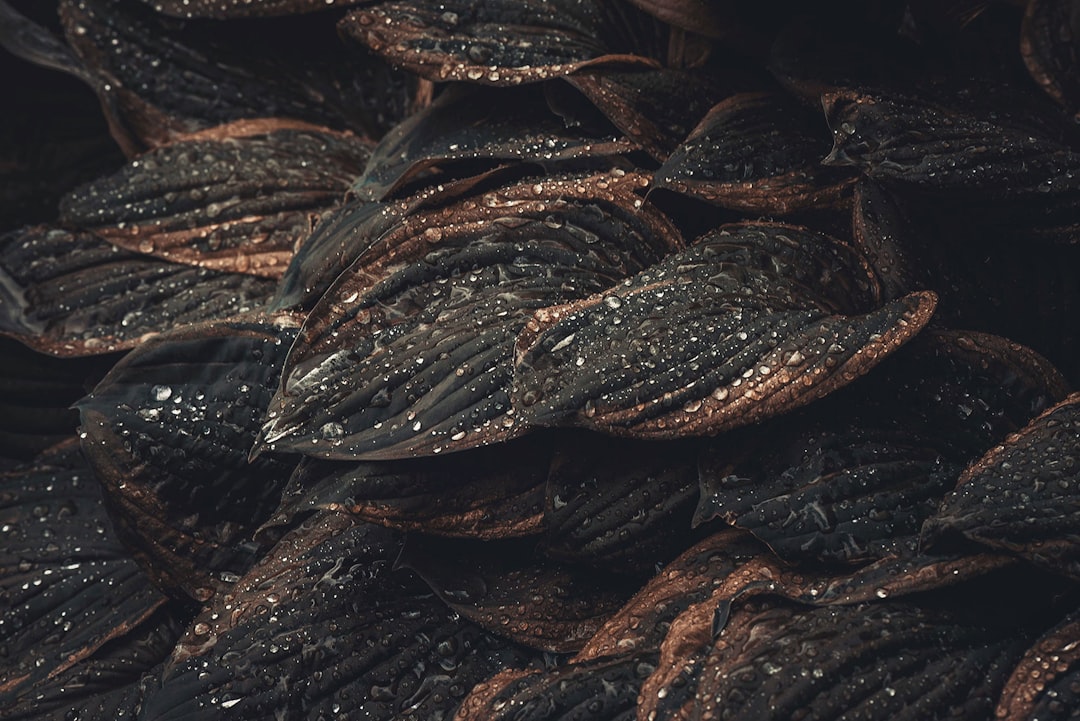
[0,226,276,357]
[996,606,1080,721]
[398,535,638,653]
[653,91,855,214]
[339,0,662,86]
[353,85,635,202]
[258,172,681,460]
[77,318,300,600]
[267,435,552,539]
[542,433,702,573]
[822,89,1080,202]
[0,443,174,712]
[60,0,417,152]
[924,392,1080,579]
[60,120,373,278]
[1021,0,1080,116]
[138,0,365,19]
[512,222,936,439]
[150,512,540,721]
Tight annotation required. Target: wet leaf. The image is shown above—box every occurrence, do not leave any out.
[259,172,681,460]
[822,89,1080,202]
[1021,0,1080,116]
[354,85,635,202]
[454,654,654,721]
[139,0,364,19]
[268,435,551,539]
[653,91,855,214]
[60,119,373,278]
[695,328,1070,564]
[152,511,539,721]
[851,178,936,301]
[693,600,1030,721]
[60,0,417,152]
[542,433,702,573]
[996,605,1080,721]
[0,226,276,357]
[77,318,299,599]
[0,443,172,712]
[924,392,1080,579]
[339,0,662,86]
[398,535,638,653]
[512,221,936,439]
[562,68,741,161]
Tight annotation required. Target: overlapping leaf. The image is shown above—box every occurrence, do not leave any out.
[139,0,364,19]
[58,0,416,152]
[60,120,373,278]
[0,226,275,356]
[77,318,299,600]
[269,435,552,539]
[653,91,855,214]
[339,0,662,86]
[353,85,636,202]
[512,221,936,439]
[0,443,176,715]
[823,89,1080,202]
[924,392,1080,578]
[692,600,1030,721]
[542,433,702,572]
[148,512,540,721]
[694,329,1070,565]
[398,535,638,653]
[258,172,682,460]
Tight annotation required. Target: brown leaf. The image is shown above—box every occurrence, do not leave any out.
[1021,0,1080,116]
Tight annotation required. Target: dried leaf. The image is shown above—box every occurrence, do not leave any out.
[0,226,276,357]
[60,120,372,278]
[339,0,662,85]
[512,222,935,439]
[653,91,855,214]
[77,318,299,599]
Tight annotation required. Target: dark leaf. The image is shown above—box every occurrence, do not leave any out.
[353,85,635,202]
[267,434,551,539]
[258,172,681,460]
[562,67,743,161]
[77,318,299,600]
[398,535,638,653]
[1021,0,1080,116]
[653,91,855,214]
[149,511,539,721]
[996,605,1080,721]
[822,89,1080,202]
[693,600,1030,721]
[60,120,373,278]
[339,0,663,86]
[455,654,654,721]
[695,328,1070,564]
[0,442,172,712]
[512,221,936,439]
[924,392,1080,579]
[60,0,417,152]
[139,0,364,19]
[0,226,276,357]
[542,433,702,573]
[851,177,937,301]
